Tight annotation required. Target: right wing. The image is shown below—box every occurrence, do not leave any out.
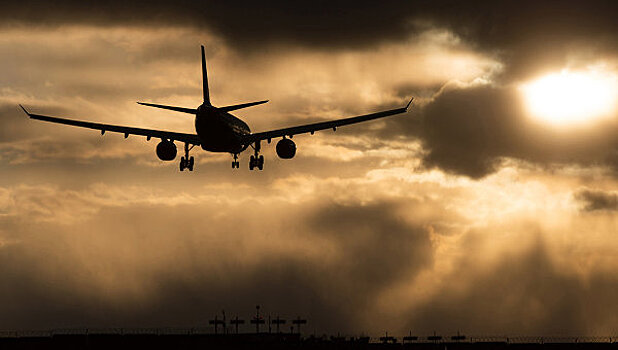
[241,98,412,145]
[20,105,201,145]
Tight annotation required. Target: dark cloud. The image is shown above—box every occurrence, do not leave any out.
[575,188,618,211]
[2,1,616,72]
[419,1,618,79]
[0,1,413,50]
[394,84,618,178]
[0,198,432,333]
[214,0,618,82]
[307,202,433,294]
[407,237,618,335]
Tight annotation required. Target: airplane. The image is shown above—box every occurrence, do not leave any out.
[20,45,412,172]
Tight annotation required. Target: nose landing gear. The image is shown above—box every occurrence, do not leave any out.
[249,141,264,171]
[180,143,195,172]
[232,153,240,169]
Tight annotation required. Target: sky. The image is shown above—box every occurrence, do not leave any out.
[0,0,617,337]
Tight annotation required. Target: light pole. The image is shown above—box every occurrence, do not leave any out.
[292,316,307,335]
[230,316,245,334]
[250,305,265,333]
[272,316,286,333]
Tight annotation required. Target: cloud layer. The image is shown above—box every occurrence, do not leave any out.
[0,1,617,337]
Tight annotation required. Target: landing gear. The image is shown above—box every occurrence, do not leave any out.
[179,143,195,172]
[249,155,264,170]
[249,141,264,171]
[231,153,240,169]
[180,156,194,171]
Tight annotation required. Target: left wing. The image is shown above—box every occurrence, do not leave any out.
[20,105,201,145]
[241,98,412,145]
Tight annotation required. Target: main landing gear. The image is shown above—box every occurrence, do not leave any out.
[231,142,264,171]
[180,143,195,172]
[249,141,264,171]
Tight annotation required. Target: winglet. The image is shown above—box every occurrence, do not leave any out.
[19,104,31,117]
[405,97,414,112]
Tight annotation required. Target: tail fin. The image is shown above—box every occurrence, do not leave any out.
[201,45,210,105]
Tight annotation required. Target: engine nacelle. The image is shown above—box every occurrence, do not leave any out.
[156,140,177,161]
[276,138,296,159]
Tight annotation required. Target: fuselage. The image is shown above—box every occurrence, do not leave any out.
[195,104,251,153]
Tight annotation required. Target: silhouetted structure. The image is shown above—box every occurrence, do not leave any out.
[292,316,307,335]
[452,331,466,342]
[272,316,286,333]
[272,316,285,333]
[403,331,418,343]
[250,305,265,333]
[2,330,618,350]
[230,316,245,334]
[379,332,397,344]
[427,331,442,343]
[208,315,225,334]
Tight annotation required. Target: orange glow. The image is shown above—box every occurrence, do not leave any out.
[522,69,617,125]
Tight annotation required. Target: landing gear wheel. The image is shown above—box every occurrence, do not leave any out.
[180,143,195,172]
[188,156,194,171]
[258,155,264,170]
[231,154,240,169]
[249,141,264,171]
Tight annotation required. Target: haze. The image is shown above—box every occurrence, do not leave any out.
[0,0,617,337]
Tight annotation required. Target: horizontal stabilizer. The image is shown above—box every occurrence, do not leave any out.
[137,102,197,115]
[219,100,269,112]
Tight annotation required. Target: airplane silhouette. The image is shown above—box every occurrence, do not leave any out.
[20,45,412,171]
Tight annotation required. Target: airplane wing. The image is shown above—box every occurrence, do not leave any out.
[20,105,201,145]
[241,98,412,145]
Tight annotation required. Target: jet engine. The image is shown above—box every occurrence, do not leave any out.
[276,138,296,159]
[156,140,177,161]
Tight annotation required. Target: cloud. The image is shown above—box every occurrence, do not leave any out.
[0,4,616,336]
[0,0,616,82]
[575,188,618,211]
[0,182,435,332]
[0,153,617,334]
[396,83,618,178]
[406,236,618,335]
[0,25,498,172]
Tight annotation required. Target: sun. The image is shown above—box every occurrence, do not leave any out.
[522,69,617,125]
